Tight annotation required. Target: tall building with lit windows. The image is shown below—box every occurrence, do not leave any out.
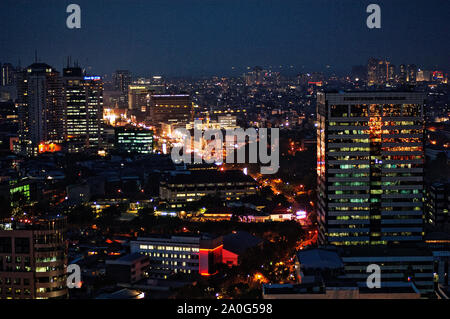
[84,75,104,150]
[16,63,64,156]
[113,70,131,108]
[63,67,103,153]
[317,91,426,246]
[1,63,14,86]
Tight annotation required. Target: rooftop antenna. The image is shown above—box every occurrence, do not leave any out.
[34,50,38,63]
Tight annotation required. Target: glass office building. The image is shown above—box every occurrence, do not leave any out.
[317,91,426,246]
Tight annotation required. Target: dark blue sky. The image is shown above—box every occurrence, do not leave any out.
[0,0,449,77]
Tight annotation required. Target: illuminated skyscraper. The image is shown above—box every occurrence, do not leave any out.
[1,63,14,86]
[398,64,407,84]
[367,58,379,86]
[114,70,131,107]
[16,63,64,156]
[63,67,103,153]
[317,91,425,246]
[367,58,391,86]
[407,65,417,84]
[84,75,104,150]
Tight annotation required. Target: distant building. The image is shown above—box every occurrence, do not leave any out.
[128,85,150,113]
[0,86,17,102]
[148,94,193,129]
[217,114,237,129]
[115,126,153,154]
[127,84,165,123]
[113,70,132,108]
[243,66,265,86]
[0,216,68,299]
[398,64,407,84]
[417,69,432,82]
[367,58,391,86]
[407,64,417,84]
[1,63,14,86]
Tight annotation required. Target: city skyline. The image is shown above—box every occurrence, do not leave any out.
[0,0,448,303]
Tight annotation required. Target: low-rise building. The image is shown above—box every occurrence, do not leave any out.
[159,170,257,209]
[105,253,150,284]
[130,234,222,278]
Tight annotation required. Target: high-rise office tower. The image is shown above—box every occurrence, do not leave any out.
[388,64,396,82]
[367,58,379,86]
[0,216,68,299]
[1,63,14,86]
[407,65,418,84]
[244,66,265,86]
[63,67,103,152]
[63,67,86,152]
[114,70,131,107]
[16,63,64,156]
[377,60,389,85]
[398,65,407,84]
[317,91,425,246]
[367,58,391,86]
[84,75,104,150]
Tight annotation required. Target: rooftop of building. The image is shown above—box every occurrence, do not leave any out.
[134,232,218,242]
[105,252,148,265]
[296,247,344,270]
[0,214,67,231]
[163,169,256,185]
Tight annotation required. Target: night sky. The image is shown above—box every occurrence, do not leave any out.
[0,0,449,77]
